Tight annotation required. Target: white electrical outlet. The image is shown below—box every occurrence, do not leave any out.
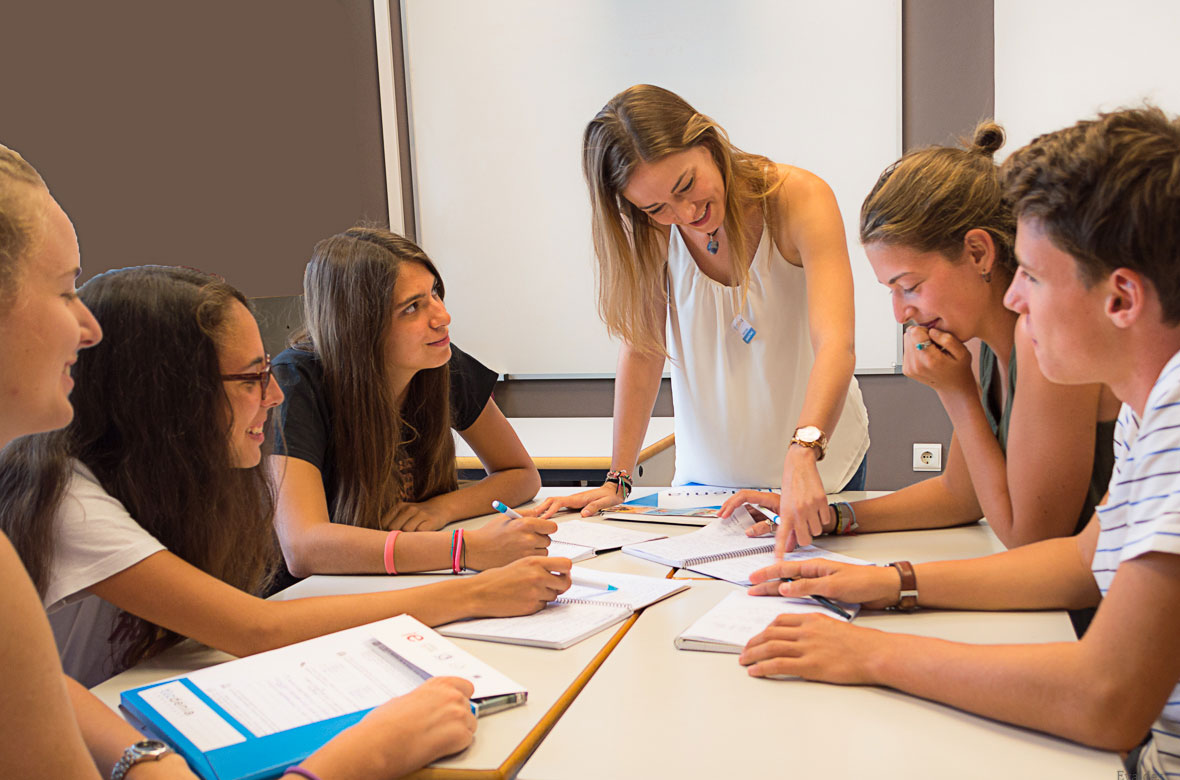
[913,443,943,472]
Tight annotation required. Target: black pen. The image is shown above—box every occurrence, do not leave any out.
[769,578,852,620]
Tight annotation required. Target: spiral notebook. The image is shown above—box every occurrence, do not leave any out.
[547,519,669,562]
[676,591,859,653]
[622,505,869,582]
[438,567,688,650]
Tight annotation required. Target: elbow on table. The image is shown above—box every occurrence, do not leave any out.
[1069,679,1160,753]
[278,537,321,580]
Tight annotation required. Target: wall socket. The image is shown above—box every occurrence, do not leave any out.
[913,443,943,472]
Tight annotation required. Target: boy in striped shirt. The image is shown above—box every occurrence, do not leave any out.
[741,106,1180,779]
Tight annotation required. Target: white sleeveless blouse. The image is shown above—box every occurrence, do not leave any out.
[666,224,869,489]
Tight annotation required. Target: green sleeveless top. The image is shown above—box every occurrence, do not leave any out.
[979,342,1115,535]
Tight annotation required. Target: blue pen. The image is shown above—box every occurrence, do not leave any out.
[492,500,522,519]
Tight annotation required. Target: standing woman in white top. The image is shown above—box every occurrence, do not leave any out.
[530,84,869,549]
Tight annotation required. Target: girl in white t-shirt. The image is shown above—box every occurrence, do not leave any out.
[0,264,571,688]
[0,147,517,779]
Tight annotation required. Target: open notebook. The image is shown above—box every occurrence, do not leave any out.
[547,519,669,563]
[120,615,525,780]
[676,591,860,653]
[623,505,869,584]
[597,487,774,526]
[438,567,688,650]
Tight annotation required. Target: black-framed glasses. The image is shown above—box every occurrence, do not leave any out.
[221,354,273,400]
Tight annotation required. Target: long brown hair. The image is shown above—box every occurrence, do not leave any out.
[859,121,1016,276]
[0,266,277,671]
[582,84,782,356]
[295,227,456,530]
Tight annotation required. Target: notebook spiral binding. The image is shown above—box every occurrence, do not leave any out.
[557,598,629,607]
[684,545,772,566]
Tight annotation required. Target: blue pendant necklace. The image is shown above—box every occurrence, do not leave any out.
[706,228,720,254]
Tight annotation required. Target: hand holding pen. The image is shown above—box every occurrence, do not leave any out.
[493,501,616,592]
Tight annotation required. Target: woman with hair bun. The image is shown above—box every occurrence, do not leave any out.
[734,123,1120,573]
[531,84,870,556]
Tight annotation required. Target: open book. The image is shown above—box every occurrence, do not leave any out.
[547,518,669,562]
[623,505,869,584]
[438,567,688,650]
[597,487,765,525]
[120,614,525,780]
[676,591,860,653]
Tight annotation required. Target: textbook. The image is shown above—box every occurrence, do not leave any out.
[675,590,860,653]
[599,487,779,526]
[547,518,669,562]
[119,615,526,780]
[623,505,869,583]
[438,567,689,650]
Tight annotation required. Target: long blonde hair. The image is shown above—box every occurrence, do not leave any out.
[582,85,780,355]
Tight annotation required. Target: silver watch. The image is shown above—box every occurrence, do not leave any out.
[111,739,174,780]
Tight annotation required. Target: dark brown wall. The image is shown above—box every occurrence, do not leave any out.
[0,1,387,297]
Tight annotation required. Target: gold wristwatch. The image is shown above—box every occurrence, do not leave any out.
[790,425,829,461]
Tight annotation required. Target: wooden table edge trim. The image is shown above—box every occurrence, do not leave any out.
[401,612,644,780]
[456,433,675,472]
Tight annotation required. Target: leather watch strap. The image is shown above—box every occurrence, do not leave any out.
[887,560,918,612]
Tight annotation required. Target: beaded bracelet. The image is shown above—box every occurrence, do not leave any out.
[604,469,633,500]
[383,530,402,575]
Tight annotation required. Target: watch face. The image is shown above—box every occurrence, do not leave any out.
[134,740,171,758]
[795,426,822,443]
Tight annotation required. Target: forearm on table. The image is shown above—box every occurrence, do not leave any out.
[865,632,1126,751]
[421,468,537,519]
[268,578,480,638]
[912,535,1099,610]
[849,475,980,533]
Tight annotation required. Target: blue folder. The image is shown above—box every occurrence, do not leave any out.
[121,677,367,780]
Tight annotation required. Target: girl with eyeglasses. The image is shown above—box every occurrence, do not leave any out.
[0,263,571,689]
[0,146,549,779]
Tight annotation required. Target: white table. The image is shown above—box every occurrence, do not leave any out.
[454,417,676,484]
[89,488,1122,779]
[519,490,1122,780]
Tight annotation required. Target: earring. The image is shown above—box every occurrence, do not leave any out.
[981,269,992,283]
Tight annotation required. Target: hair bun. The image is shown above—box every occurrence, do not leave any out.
[970,121,1006,157]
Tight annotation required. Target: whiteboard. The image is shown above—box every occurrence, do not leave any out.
[400,0,901,375]
[995,0,1180,156]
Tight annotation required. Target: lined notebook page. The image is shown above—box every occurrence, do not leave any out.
[438,603,631,649]
[551,519,668,551]
[545,540,595,563]
[690,547,871,586]
[622,508,769,567]
[676,591,858,653]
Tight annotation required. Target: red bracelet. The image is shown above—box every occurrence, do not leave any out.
[451,529,465,573]
[383,530,401,575]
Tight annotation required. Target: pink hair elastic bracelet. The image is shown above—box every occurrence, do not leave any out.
[384,529,402,575]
